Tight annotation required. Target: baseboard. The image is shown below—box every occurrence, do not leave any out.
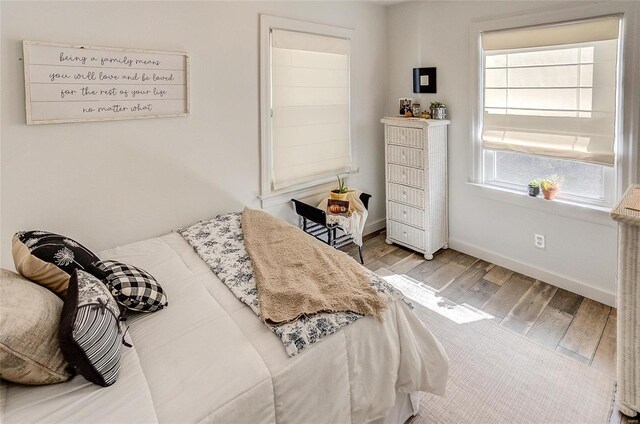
[364,218,386,236]
[449,237,616,307]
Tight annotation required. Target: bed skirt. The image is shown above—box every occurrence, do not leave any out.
[373,392,420,424]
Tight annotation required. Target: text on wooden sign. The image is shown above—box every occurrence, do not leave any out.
[23,41,189,124]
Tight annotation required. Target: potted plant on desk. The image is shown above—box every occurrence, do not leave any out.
[330,175,351,201]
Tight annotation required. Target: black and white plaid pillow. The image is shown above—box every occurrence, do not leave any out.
[95,260,168,312]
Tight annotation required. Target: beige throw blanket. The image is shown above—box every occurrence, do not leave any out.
[242,208,387,324]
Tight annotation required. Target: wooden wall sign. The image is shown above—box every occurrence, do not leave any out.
[23,41,189,124]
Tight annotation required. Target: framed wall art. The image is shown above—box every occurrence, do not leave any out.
[23,41,190,124]
[413,67,437,93]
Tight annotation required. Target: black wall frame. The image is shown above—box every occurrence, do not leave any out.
[413,67,437,93]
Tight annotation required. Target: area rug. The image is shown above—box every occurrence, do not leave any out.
[380,272,616,424]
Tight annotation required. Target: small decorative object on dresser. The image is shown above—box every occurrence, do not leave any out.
[411,102,422,119]
[430,101,447,120]
[380,117,450,260]
[398,98,413,116]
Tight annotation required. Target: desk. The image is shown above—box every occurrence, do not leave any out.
[317,191,368,246]
[291,192,371,264]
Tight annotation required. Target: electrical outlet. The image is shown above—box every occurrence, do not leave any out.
[534,234,545,250]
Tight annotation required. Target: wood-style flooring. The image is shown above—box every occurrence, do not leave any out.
[342,231,633,423]
[343,231,616,374]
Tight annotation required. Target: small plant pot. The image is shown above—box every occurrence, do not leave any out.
[542,187,558,200]
[528,185,540,197]
[430,107,447,120]
[330,190,348,201]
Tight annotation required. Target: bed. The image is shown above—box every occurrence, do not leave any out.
[1,231,448,423]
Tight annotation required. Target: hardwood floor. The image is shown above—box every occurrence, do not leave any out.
[344,231,640,423]
[342,231,617,375]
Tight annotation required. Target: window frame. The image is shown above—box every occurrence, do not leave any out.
[482,149,616,207]
[469,5,634,212]
[259,15,355,207]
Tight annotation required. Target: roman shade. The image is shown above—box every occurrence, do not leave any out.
[481,16,620,166]
[481,16,620,51]
[270,28,351,190]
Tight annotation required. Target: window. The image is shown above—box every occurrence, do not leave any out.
[260,16,353,199]
[479,16,621,206]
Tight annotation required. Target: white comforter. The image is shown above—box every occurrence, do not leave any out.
[2,232,448,423]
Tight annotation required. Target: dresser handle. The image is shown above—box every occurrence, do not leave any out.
[403,211,407,217]
[403,232,408,238]
[402,191,407,198]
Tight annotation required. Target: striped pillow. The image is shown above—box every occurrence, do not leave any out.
[59,269,126,387]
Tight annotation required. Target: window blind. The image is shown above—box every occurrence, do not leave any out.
[481,16,620,166]
[270,29,351,190]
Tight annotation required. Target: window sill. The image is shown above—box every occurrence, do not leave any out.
[259,169,360,209]
[467,182,616,228]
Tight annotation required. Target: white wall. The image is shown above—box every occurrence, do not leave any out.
[0,1,388,267]
[3,0,637,306]
[387,0,640,306]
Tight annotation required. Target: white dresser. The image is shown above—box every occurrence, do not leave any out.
[380,117,450,260]
[610,184,640,418]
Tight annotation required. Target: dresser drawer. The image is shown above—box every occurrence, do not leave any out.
[388,201,425,229]
[387,183,424,209]
[387,145,423,168]
[387,126,424,148]
[388,220,426,251]
[387,164,424,189]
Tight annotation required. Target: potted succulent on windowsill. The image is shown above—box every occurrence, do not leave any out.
[430,101,447,120]
[528,179,541,197]
[330,174,351,201]
[541,175,563,200]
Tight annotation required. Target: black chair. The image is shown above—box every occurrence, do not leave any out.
[291,193,372,264]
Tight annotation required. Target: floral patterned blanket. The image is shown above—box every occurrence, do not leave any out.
[176,212,401,356]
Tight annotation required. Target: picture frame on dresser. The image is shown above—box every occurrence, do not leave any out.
[398,98,413,115]
[380,117,451,260]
